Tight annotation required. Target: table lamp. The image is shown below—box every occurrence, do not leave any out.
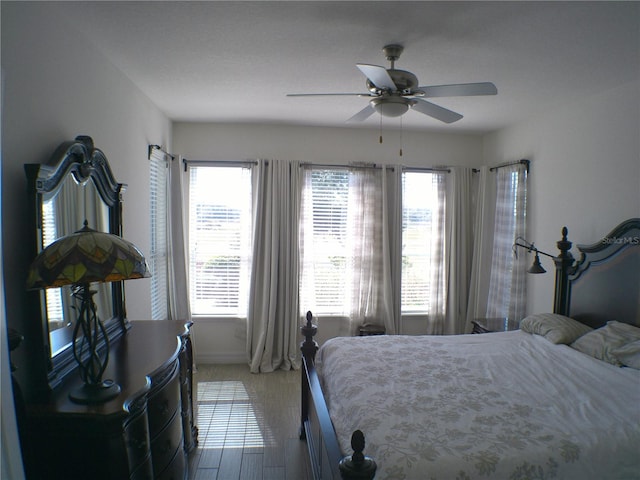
[27,221,150,404]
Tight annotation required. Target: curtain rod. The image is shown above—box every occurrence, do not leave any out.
[182,159,482,175]
[299,163,454,173]
[300,162,392,171]
[182,158,258,172]
[489,158,530,172]
[148,144,175,160]
[403,166,454,173]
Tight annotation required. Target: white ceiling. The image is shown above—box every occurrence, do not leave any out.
[56,1,639,134]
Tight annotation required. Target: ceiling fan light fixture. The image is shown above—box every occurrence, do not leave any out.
[287,44,496,125]
[371,96,414,118]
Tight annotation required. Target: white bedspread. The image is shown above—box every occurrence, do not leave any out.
[316,331,640,480]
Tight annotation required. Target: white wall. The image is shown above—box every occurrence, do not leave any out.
[2,2,170,330]
[173,122,485,362]
[483,80,640,314]
[174,122,483,168]
[1,7,170,451]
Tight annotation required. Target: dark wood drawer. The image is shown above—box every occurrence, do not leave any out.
[130,455,154,480]
[156,446,187,480]
[148,362,181,439]
[151,409,184,476]
[20,322,194,480]
[124,407,152,472]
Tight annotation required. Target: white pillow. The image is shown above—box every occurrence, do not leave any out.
[611,340,640,369]
[520,313,592,344]
[570,321,640,366]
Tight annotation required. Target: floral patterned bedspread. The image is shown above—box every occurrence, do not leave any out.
[316,331,640,480]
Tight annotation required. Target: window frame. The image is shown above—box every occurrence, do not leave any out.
[401,171,444,314]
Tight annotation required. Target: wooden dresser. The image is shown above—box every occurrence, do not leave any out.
[21,321,197,480]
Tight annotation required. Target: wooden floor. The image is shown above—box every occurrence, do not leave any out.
[188,364,313,480]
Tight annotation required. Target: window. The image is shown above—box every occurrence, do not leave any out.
[188,166,252,316]
[300,169,349,315]
[401,171,444,313]
[301,168,446,317]
[149,152,168,320]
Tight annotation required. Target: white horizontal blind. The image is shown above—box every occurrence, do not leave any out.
[188,166,252,316]
[41,198,64,325]
[149,152,168,320]
[301,169,349,314]
[401,172,440,312]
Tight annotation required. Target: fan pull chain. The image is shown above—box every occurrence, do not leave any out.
[379,114,383,144]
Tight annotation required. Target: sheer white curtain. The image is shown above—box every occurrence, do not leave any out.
[299,165,399,335]
[347,167,397,334]
[466,166,496,327]
[486,163,529,320]
[247,159,301,373]
[444,167,476,334]
[425,172,447,334]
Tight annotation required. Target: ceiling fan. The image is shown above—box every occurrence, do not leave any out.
[287,44,497,124]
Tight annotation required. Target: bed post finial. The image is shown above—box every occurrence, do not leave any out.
[301,311,318,361]
[339,430,377,479]
[553,226,576,316]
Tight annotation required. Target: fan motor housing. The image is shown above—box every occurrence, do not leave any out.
[367,69,418,94]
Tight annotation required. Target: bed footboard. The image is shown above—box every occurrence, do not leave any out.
[300,311,377,480]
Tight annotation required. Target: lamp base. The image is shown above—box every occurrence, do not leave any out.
[69,380,121,404]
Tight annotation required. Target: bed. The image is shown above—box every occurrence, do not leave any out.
[299,218,640,480]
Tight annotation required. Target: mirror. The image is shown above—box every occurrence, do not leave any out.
[25,136,128,388]
[42,175,113,355]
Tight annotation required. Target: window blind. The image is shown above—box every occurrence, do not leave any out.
[302,169,350,313]
[188,166,252,316]
[149,151,168,320]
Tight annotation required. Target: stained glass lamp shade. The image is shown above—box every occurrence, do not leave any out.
[27,222,150,403]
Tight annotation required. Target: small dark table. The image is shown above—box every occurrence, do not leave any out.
[358,324,386,336]
[471,317,520,334]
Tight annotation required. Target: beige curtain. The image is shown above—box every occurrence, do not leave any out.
[167,156,191,323]
[444,167,476,334]
[381,167,402,335]
[247,159,301,373]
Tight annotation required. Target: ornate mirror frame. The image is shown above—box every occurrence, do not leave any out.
[25,135,129,389]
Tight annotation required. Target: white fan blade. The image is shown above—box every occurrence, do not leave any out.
[418,82,497,97]
[287,93,370,97]
[412,99,463,124]
[346,104,376,122]
[357,64,397,91]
